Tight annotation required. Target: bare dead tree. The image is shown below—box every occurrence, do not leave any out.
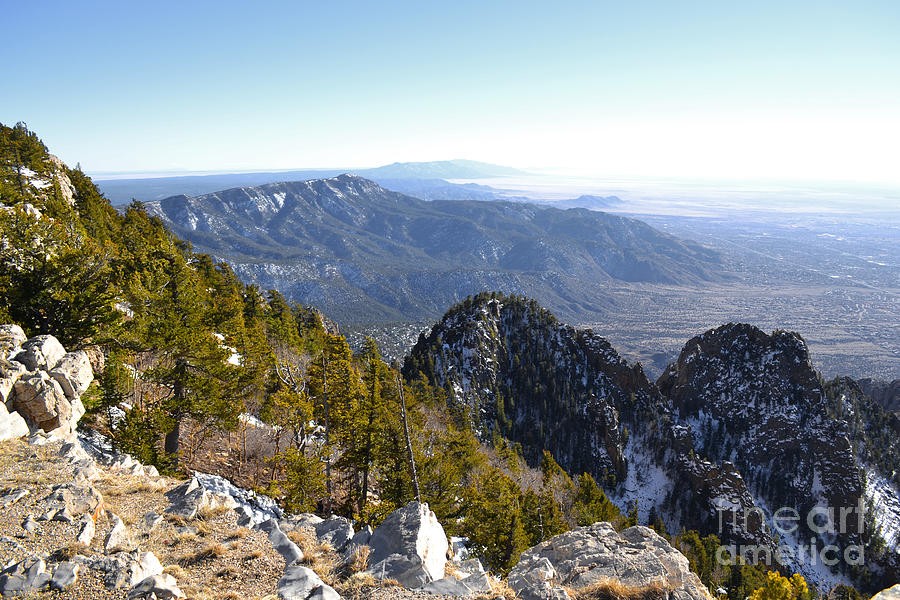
[397,372,421,503]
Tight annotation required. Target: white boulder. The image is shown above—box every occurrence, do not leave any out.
[366,501,449,588]
[13,335,66,371]
[49,351,94,400]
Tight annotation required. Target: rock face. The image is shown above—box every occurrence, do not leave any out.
[659,324,868,555]
[366,501,449,588]
[128,573,185,599]
[407,297,900,590]
[857,378,900,412]
[403,294,660,482]
[0,327,92,440]
[509,524,712,600]
[13,335,66,371]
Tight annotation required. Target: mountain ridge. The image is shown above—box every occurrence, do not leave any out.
[143,174,726,324]
[94,159,525,204]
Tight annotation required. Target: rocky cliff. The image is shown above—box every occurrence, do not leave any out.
[405,295,900,591]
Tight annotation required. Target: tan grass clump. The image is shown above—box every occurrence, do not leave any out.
[572,579,671,600]
[177,542,228,566]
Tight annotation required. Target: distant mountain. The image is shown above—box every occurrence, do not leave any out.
[362,159,527,179]
[95,159,526,204]
[405,294,900,590]
[144,174,725,324]
[555,194,623,210]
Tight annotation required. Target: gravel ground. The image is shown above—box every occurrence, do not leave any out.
[0,437,499,600]
[0,438,283,600]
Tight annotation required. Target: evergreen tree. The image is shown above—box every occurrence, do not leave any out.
[573,473,620,525]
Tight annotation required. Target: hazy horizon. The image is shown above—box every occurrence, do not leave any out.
[4,1,899,185]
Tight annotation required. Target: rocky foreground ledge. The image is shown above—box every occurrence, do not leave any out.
[0,428,715,600]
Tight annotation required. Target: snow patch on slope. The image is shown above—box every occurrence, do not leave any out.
[865,467,900,552]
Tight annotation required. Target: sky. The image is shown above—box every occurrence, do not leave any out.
[3,1,900,184]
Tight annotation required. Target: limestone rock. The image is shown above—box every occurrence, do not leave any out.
[128,573,185,599]
[105,513,132,553]
[13,335,66,371]
[0,402,29,442]
[0,324,26,353]
[83,345,106,375]
[0,360,26,408]
[508,524,712,600]
[77,515,96,545]
[873,584,900,600]
[259,518,304,565]
[21,515,38,535]
[12,371,82,435]
[46,481,104,514]
[164,476,236,520]
[455,558,484,575]
[277,565,340,600]
[0,557,49,595]
[0,488,29,509]
[49,351,94,400]
[142,512,163,532]
[509,556,560,600]
[365,501,449,588]
[315,516,354,552]
[50,561,80,591]
[86,550,163,589]
[422,572,492,596]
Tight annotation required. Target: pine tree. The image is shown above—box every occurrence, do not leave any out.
[573,473,620,525]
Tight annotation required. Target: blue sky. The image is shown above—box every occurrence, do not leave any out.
[3,1,899,183]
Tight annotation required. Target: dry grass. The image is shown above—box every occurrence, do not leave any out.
[224,528,249,542]
[196,502,232,521]
[285,527,340,585]
[346,544,370,573]
[335,572,403,600]
[50,542,89,562]
[572,579,672,600]
[163,564,190,580]
[243,550,263,561]
[474,577,516,600]
[99,474,156,497]
[177,542,228,566]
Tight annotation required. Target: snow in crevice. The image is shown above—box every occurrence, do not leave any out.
[864,467,900,552]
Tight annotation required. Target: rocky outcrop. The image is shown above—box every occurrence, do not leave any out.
[164,475,237,520]
[509,523,712,600]
[659,324,868,547]
[128,573,185,599]
[365,501,449,588]
[872,584,900,600]
[0,326,92,440]
[403,294,664,483]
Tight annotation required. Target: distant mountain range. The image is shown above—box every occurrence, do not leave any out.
[144,174,724,324]
[95,159,526,204]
